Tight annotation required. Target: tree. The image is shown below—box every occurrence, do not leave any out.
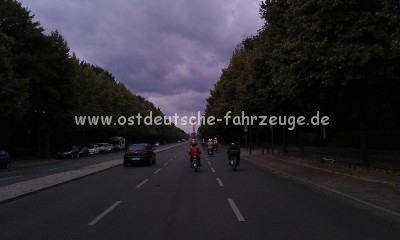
[0,0,187,156]
[0,32,29,120]
[260,0,400,163]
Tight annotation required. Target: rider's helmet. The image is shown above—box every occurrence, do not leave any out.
[190,140,197,146]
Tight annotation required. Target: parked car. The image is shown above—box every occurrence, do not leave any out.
[96,143,108,153]
[124,143,156,167]
[57,146,80,159]
[0,150,11,169]
[87,144,100,155]
[79,146,89,157]
[103,143,114,153]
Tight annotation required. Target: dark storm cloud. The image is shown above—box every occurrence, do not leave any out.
[19,0,264,132]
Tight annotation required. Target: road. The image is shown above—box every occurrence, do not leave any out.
[0,144,399,240]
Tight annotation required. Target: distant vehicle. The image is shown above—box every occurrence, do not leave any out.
[96,143,108,153]
[87,144,100,155]
[124,143,156,167]
[154,142,160,147]
[0,150,11,169]
[79,146,89,157]
[58,146,80,159]
[110,136,126,150]
[103,143,115,153]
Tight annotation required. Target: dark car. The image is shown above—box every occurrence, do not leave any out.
[79,146,89,157]
[123,143,156,167]
[58,145,80,159]
[0,150,11,169]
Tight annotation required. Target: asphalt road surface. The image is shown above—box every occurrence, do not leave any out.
[1,145,399,240]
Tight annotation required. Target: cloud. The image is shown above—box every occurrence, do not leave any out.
[19,0,264,133]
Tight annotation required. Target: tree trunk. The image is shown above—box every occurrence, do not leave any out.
[282,126,287,154]
[359,107,369,166]
[298,125,305,154]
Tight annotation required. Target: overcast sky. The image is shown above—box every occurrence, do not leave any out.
[19,0,264,133]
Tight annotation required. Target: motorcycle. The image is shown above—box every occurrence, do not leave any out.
[191,155,200,172]
[207,148,213,157]
[213,145,218,153]
[229,155,239,171]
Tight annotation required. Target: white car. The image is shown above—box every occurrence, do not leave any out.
[96,143,109,153]
[103,143,115,153]
[87,144,100,155]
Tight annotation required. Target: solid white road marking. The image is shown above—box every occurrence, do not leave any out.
[216,178,224,187]
[135,179,149,189]
[88,201,122,226]
[227,198,245,222]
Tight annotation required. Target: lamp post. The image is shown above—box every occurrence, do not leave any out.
[244,124,248,148]
[271,124,274,154]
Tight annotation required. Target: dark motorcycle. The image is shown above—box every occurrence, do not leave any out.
[213,145,218,153]
[229,155,238,171]
[191,155,200,172]
[207,148,213,157]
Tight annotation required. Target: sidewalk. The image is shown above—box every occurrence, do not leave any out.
[241,148,400,219]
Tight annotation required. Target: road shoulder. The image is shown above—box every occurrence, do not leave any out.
[242,150,400,220]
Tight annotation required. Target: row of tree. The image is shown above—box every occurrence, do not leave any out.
[0,0,187,158]
[200,0,400,165]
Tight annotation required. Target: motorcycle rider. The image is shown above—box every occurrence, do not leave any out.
[213,137,219,152]
[188,140,201,167]
[207,138,214,156]
[227,143,240,166]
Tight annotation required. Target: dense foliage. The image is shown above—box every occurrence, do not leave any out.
[0,0,187,157]
[200,0,400,164]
